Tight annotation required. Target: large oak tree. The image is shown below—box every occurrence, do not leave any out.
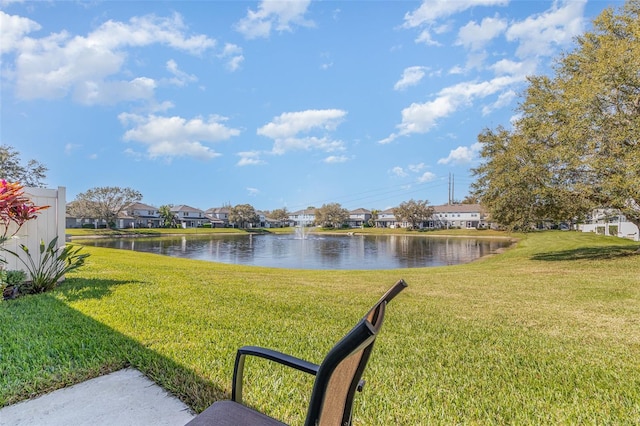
[393,199,434,230]
[473,1,640,231]
[69,187,143,226]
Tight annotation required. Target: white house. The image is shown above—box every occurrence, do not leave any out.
[431,204,488,229]
[374,204,487,229]
[289,209,316,227]
[578,209,639,241]
[171,205,207,228]
[375,208,399,228]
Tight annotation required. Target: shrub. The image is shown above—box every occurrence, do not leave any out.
[1,269,26,299]
[8,236,90,294]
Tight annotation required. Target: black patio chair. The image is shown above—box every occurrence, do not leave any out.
[186,279,407,426]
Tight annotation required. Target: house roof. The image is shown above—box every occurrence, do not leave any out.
[349,208,371,214]
[290,209,315,216]
[432,204,484,214]
[205,207,231,214]
[171,205,204,213]
[126,202,158,211]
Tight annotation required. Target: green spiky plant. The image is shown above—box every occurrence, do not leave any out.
[8,236,89,294]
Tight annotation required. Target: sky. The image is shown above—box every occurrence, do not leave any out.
[0,0,623,213]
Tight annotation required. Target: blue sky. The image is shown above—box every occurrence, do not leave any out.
[1,0,621,212]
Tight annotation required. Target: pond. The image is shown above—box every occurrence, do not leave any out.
[77,233,512,270]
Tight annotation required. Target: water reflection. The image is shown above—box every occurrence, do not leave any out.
[79,234,511,270]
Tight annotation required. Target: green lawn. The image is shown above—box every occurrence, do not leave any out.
[2,231,639,424]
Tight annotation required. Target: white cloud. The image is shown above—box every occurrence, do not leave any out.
[394,66,428,91]
[490,58,533,77]
[390,166,407,177]
[438,142,482,165]
[456,15,507,51]
[0,11,41,54]
[6,12,215,103]
[235,0,314,39]
[415,30,440,46]
[166,59,197,86]
[404,0,508,27]
[246,187,260,196]
[506,0,587,59]
[258,109,347,154]
[237,151,266,166]
[74,77,157,105]
[392,163,433,181]
[64,143,81,155]
[119,113,240,159]
[403,0,508,45]
[218,43,244,71]
[482,89,516,115]
[324,155,348,164]
[408,163,426,173]
[381,75,521,143]
[417,171,437,183]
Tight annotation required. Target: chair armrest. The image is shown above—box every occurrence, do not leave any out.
[232,345,319,402]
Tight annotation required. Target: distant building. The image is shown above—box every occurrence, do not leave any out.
[171,205,207,228]
[118,202,163,228]
[578,208,639,241]
[289,209,316,226]
[374,204,488,229]
[431,204,488,229]
[205,207,230,228]
[347,208,372,228]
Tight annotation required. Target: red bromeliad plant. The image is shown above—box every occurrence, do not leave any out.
[0,179,49,256]
[0,180,49,238]
[1,180,49,298]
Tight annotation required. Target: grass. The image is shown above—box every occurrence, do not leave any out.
[2,231,639,424]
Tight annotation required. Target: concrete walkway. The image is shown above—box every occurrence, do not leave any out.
[0,369,195,426]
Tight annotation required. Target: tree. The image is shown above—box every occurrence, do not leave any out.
[315,203,349,228]
[70,187,143,227]
[229,204,259,229]
[473,1,640,230]
[270,207,290,227]
[368,209,380,227]
[461,195,479,204]
[0,145,47,187]
[158,204,177,228]
[393,199,434,230]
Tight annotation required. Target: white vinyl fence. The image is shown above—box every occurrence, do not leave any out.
[2,186,66,275]
[579,221,639,241]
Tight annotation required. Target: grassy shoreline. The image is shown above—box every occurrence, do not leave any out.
[2,231,639,424]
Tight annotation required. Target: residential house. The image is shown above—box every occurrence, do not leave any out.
[117,202,163,228]
[431,204,487,229]
[289,209,316,227]
[347,208,372,228]
[257,210,281,228]
[374,204,487,229]
[171,205,207,228]
[578,208,639,241]
[375,208,399,228]
[204,207,230,228]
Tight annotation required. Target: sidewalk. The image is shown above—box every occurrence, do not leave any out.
[0,369,195,426]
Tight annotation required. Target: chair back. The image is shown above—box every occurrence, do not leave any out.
[304,279,407,426]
